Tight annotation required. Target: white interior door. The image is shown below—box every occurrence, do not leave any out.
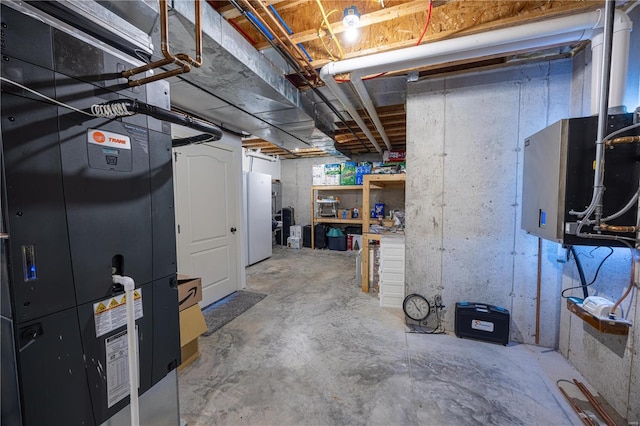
[173,143,240,307]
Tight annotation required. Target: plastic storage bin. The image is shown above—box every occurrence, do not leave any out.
[327,235,347,251]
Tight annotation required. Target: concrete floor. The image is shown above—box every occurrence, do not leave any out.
[179,247,585,425]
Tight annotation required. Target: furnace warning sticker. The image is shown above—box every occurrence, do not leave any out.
[105,329,139,408]
[471,319,494,333]
[88,129,131,150]
[93,289,143,338]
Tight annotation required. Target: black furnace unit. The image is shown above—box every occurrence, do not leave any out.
[1,3,180,424]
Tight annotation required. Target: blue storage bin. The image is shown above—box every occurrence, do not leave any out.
[328,235,347,251]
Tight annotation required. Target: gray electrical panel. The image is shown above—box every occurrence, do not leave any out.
[521,114,640,246]
[1,3,180,425]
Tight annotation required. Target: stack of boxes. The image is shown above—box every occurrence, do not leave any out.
[313,151,406,188]
[287,225,302,249]
[177,275,206,370]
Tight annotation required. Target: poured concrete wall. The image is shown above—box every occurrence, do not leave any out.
[280,155,401,227]
[406,60,574,348]
[281,157,343,226]
[406,8,640,418]
[559,248,639,421]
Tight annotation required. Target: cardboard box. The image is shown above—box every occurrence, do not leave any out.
[339,209,352,219]
[340,162,356,186]
[355,163,371,185]
[383,150,406,163]
[177,275,202,311]
[324,163,340,185]
[178,304,207,370]
[312,164,326,186]
[351,234,363,250]
[287,236,301,249]
[290,225,302,239]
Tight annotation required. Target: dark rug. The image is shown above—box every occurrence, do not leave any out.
[201,290,267,336]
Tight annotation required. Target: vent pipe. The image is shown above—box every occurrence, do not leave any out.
[320,8,632,154]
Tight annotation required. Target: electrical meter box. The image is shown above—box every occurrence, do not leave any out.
[521,114,640,246]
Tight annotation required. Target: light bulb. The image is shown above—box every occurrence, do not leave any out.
[344,26,359,43]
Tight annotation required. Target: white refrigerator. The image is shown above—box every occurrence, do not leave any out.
[244,171,273,265]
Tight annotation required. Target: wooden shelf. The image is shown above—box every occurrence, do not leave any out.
[566,299,630,335]
[312,185,361,191]
[361,174,406,293]
[315,218,363,224]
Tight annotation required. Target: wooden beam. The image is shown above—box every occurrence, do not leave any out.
[218,0,287,19]
[255,0,437,50]
[301,1,602,68]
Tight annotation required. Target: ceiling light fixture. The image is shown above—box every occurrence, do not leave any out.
[343,6,361,43]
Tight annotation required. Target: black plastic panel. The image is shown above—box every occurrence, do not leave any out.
[55,71,153,303]
[16,308,94,425]
[0,5,54,70]
[149,129,177,280]
[564,114,640,246]
[151,277,181,383]
[76,283,154,425]
[1,63,76,324]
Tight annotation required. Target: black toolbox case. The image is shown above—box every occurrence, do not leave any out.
[455,302,510,345]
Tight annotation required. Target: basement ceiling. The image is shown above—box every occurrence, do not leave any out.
[167,1,623,159]
[204,0,609,159]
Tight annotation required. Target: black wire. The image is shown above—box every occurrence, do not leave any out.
[562,246,615,298]
[569,246,589,299]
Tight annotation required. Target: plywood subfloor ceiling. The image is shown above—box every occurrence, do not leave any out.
[207,1,611,158]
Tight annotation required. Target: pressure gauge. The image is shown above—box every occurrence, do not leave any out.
[403,294,431,322]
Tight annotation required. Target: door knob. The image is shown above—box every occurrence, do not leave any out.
[230,227,237,234]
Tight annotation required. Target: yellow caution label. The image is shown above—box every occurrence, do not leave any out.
[593,160,596,170]
[134,290,141,300]
[95,303,107,314]
[109,298,120,308]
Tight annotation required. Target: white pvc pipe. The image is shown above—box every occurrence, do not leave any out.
[350,71,392,151]
[319,8,632,156]
[112,274,140,426]
[322,75,384,153]
[321,11,600,78]
[590,10,633,113]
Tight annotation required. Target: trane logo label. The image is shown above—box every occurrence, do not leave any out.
[88,129,131,150]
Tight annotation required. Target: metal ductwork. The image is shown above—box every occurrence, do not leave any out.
[27,0,341,153]
[160,1,339,151]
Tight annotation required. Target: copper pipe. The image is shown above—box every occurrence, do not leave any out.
[598,224,638,233]
[237,0,313,81]
[535,238,541,345]
[122,0,202,87]
[572,380,616,426]
[606,135,640,146]
[558,385,597,426]
[611,249,636,318]
[255,0,320,83]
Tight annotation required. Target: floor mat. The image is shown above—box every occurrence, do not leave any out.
[201,290,267,336]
